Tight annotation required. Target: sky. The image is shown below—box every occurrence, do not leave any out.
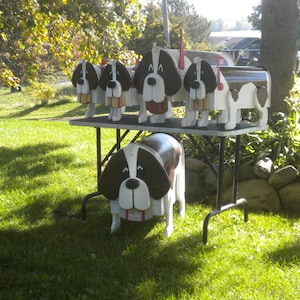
[186,0,261,20]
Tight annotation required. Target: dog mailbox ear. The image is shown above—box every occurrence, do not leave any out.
[85,62,99,90]
[184,59,217,93]
[159,50,181,96]
[71,62,98,90]
[137,148,170,199]
[100,62,132,91]
[99,150,129,200]
[133,51,152,94]
[71,63,82,87]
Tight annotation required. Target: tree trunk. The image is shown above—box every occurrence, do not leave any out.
[260,0,298,115]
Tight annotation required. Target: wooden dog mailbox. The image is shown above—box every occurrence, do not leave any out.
[99,60,140,121]
[182,56,271,130]
[71,59,105,118]
[134,43,191,124]
[98,133,185,237]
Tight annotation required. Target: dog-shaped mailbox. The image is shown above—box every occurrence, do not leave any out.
[99,133,185,237]
[134,43,191,124]
[71,59,105,118]
[99,60,141,121]
[182,56,271,130]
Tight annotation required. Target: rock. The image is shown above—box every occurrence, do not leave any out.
[279,182,300,213]
[185,169,209,202]
[204,164,233,193]
[185,157,207,171]
[223,179,281,213]
[253,157,274,179]
[268,165,299,189]
[239,164,256,182]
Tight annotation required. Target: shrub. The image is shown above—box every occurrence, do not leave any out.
[26,81,56,106]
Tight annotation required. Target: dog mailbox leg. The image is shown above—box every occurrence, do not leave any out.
[255,86,269,127]
[164,147,185,237]
[110,200,121,233]
[176,153,186,218]
[164,190,175,237]
[138,94,148,123]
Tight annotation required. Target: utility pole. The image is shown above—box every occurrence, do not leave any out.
[162,0,171,47]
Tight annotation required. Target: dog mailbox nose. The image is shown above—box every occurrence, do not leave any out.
[147,77,156,86]
[191,81,200,89]
[107,81,117,88]
[78,78,84,84]
[126,179,140,190]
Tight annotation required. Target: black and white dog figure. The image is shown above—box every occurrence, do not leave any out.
[99,60,141,121]
[71,59,105,118]
[134,43,191,124]
[182,56,271,129]
[99,133,185,237]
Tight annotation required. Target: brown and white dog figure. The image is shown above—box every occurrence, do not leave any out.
[71,59,105,118]
[99,60,142,121]
[99,133,185,237]
[134,43,191,124]
[182,56,271,130]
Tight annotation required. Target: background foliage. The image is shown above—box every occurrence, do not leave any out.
[0,0,211,87]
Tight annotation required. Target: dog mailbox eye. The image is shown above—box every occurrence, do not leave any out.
[122,167,129,174]
[158,64,163,73]
[148,64,154,73]
[137,164,146,179]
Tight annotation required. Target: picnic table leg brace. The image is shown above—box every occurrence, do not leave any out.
[202,135,248,244]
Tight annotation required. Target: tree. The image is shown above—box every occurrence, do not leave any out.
[128,0,211,55]
[0,0,145,86]
[248,2,262,30]
[260,0,298,114]
[167,0,211,46]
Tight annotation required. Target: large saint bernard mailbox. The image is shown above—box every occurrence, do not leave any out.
[98,133,185,237]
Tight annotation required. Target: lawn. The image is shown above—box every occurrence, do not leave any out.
[0,86,300,299]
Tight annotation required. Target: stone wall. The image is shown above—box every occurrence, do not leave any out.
[185,157,300,214]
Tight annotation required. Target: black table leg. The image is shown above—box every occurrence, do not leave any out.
[81,128,102,220]
[202,135,248,244]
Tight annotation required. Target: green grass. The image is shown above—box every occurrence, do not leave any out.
[1,86,300,299]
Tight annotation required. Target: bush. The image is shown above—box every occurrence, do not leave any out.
[25,81,56,105]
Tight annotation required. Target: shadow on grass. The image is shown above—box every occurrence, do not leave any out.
[0,143,71,179]
[266,241,300,266]
[59,103,111,119]
[0,142,90,195]
[0,195,213,299]
[6,103,45,119]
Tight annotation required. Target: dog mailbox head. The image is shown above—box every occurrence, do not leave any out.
[184,59,217,95]
[134,47,182,114]
[99,133,182,211]
[99,61,132,92]
[71,60,100,104]
[99,60,133,109]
